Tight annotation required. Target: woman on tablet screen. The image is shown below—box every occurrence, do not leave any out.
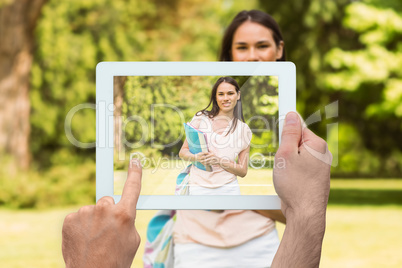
[173,10,287,267]
[178,76,251,195]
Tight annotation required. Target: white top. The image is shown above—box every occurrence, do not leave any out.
[188,114,252,188]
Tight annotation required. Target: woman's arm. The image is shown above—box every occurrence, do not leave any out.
[179,118,209,162]
[201,145,250,177]
[179,139,208,162]
[179,139,195,161]
[254,210,286,224]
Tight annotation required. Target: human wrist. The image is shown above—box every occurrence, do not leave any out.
[66,257,119,268]
[272,209,326,268]
[285,207,326,239]
[285,200,327,219]
[218,156,230,168]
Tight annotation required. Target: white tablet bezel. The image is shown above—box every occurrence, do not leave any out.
[96,62,296,210]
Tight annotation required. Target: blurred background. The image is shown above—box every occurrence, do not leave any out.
[0,0,401,267]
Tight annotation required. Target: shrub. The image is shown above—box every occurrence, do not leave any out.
[0,161,95,209]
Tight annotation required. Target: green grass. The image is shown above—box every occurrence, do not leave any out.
[330,179,402,190]
[0,208,68,267]
[1,177,402,267]
[114,165,278,195]
[321,206,402,267]
[329,179,402,206]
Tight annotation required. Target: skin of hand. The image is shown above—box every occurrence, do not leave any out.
[180,138,250,177]
[194,151,210,163]
[254,210,286,224]
[271,112,332,268]
[198,149,250,177]
[62,159,142,268]
[197,151,221,165]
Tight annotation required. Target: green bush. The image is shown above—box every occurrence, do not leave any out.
[114,147,163,170]
[328,123,399,177]
[0,161,95,209]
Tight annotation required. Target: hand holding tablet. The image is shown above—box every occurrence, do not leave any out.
[272,112,332,267]
[273,112,332,219]
[62,159,142,268]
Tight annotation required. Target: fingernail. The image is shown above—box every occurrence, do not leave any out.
[130,158,142,168]
[286,112,298,125]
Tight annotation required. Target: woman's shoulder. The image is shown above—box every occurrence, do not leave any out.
[194,112,209,119]
[236,119,251,133]
[236,120,252,147]
[191,112,210,122]
[190,112,210,128]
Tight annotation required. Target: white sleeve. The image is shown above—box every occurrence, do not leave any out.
[241,124,253,151]
[189,113,208,130]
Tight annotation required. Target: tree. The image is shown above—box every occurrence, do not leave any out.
[259,0,354,126]
[323,1,402,176]
[114,76,126,157]
[0,0,47,171]
[259,0,402,176]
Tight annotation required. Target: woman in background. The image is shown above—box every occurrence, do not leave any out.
[173,10,287,267]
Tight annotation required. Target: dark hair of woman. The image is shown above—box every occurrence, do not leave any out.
[196,76,244,136]
[219,10,286,61]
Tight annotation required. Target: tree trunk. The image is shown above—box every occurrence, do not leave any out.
[0,0,47,171]
[113,76,126,158]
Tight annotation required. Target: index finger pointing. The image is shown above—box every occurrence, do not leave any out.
[119,159,142,216]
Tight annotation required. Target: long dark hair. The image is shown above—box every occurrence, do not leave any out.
[219,10,286,61]
[197,77,244,136]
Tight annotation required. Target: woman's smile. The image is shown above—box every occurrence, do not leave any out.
[222,102,231,107]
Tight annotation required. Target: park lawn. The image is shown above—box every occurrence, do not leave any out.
[1,176,402,267]
[322,205,402,267]
[330,179,402,190]
[114,165,278,195]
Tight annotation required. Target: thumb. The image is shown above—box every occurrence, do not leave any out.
[279,112,302,155]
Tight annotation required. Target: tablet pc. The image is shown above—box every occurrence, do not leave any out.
[96,62,296,209]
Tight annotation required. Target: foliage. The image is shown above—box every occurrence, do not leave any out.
[0,161,95,209]
[259,0,354,118]
[322,1,402,176]
[329,123,381,177]
[241,76,279,157]
[122,76,213,153]
[115,75,213,168]
[259,0,402,177]
[324,2,402,116]
[0,0,12,8]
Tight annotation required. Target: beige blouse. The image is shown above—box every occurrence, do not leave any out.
[174,210,276,247]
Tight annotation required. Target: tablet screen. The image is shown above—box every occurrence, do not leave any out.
[113,75,279,196]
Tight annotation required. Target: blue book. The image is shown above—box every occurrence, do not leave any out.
[183,123,212,172]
